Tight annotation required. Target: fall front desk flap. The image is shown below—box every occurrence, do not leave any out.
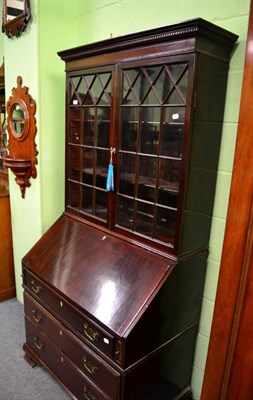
[22,214,174,338]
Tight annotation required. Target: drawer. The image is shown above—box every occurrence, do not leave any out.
[23,268,115,359]
[24,292,121,399]
[25,317,112,400]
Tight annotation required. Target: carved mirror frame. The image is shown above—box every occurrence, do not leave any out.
[3,76,38,198]
[2,0,31,38]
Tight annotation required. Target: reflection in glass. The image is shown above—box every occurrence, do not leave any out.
[70,108,81,144]
[69,77,80,103]
[155,207,177,244]
[140,107,159,154]
[160,107,184,157]
[121,106,138,151]
[159,158,181,186]
[158,188,178,208]
[96,149,108,189]
[117,197,134,230]
[67,181,80,209]
[83,108,94,146]
[97,107,110,148]
[94,189,107,220]
[11,104,25,135]
[82,148,94,185]
[135,202,154,237]
[122,63,188,106]
[138,156,156,202]
[6,0,25,22]
[81,186,92,215]
[69,147,80,181]
[119,153,135,196]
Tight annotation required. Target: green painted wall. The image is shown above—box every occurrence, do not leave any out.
[2,0,77,303]
[1,0,250,399]
[38,1,77,232]
[3,0,41,305]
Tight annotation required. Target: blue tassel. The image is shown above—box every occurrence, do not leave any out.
[106,163,114,191]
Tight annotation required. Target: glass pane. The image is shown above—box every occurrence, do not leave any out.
[94,190,107,220]
[97,73,112,105]
[81,74,95,105]
[78,77,91,103]
[97,107,110,148]
[177,67,189,101]
[138,156,156,202]
[158,188,178,208]
[68,146,80,181]
[96,149,108,189]
[84,75,95,88]
[82,148,94,185]
[122,68,142,105]
[159,159,181,189]
[83,108,94,146]
[166,88,184,105]
[67,181,80,209]
[117,197,134,230]
[135,202,154,237]
[163,64,189,105]
[121,107,138,152]
[155,207,176,244]
[140,107,160,154]
[69,108,81,144]
[167,64,187,82]
[90,73,111,104]
[81,186,93,215]
[160,107,184,157]
[142,66,162,105]
[119,153,136,196]
[69,77,81,104]
[154,67,172,103]
[142,87,160,105]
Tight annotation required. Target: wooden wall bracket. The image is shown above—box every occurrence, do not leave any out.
[3,76,38,198]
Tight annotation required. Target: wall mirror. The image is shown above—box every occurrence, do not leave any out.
[3,76,38,198]
[11,103,26,137]
[2,0,31,38]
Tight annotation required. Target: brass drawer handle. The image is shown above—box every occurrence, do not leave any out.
[83,356,98,375]
[32,310,43,323]
[31,280,42,294]
[83,386,97,400]
[34,336,45,350]
[83,323,99,342]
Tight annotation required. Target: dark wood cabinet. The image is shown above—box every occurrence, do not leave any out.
[22,19,237,399]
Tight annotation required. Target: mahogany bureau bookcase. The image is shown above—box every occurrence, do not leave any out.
[22,19,238,400]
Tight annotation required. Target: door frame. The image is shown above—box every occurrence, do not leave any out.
[201,1,253,398]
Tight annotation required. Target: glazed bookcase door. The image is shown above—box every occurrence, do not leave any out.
[115,55,194,251]
[65,56,195,253]
[66,67,115,226]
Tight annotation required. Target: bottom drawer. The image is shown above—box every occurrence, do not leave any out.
[24,292,120,398]
[25,317,111,400]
